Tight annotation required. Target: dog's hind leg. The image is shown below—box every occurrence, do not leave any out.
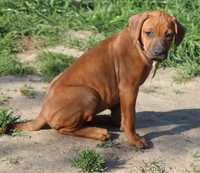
[46,86,110,140]
[58,127,110,140]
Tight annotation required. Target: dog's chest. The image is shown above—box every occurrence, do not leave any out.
[139,65,152,85]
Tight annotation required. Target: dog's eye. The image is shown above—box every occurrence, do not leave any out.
[166,32,174,40]
[145,31,154,37]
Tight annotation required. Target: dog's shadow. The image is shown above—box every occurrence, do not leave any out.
[136,108,200,141]
[42,108,200,142]
[88,108,200,142]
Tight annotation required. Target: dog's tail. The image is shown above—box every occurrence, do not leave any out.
[14,113,46,131]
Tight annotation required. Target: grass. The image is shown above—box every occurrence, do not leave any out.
[36,51,75,81]
[97,140,114,148]
[20,84,37,98]
[1,156,20,165]
[174,89,185,95]
[0,0,199,80]
[0,107,20,134]
[141,160,169,173]
[72,149,106,173]
[142,86,159,94]
[193,152,200,161]
[0,95,10,105]
[192,152,200,173]
[97,139,120,148]
[0,51,34,76]
[65,32,105,51]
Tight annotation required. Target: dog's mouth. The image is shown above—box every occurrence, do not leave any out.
[151,53,168,61]
[146,51,168,61]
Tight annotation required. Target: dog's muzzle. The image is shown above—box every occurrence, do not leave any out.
[150,44,168,61]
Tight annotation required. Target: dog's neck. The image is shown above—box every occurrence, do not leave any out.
[115,28,153,67]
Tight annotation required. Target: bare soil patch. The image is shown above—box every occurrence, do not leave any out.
[1,68,200,173]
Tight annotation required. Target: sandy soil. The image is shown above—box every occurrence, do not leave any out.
[1,37,200,172]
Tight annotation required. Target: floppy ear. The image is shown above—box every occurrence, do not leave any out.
[173,17,186,46]
[128,12,149,43]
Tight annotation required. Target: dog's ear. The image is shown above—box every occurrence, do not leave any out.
[172,17,186,46]
[128,12,149,42]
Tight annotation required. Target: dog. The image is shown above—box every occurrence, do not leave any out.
[15,11,185,149]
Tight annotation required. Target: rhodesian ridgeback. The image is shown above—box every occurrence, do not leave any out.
[15,11,185,148]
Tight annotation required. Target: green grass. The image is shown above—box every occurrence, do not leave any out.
[141,160,169,173]
[0,0,199,80]
[65,32,105,51]
[174,89,185,95]
[0,108,20,134]
[20,84,37,98]
[142,86,159,94]
[0,51,34,76]
[72,149,106,173]
[37,51,75,81]
[0,95,10,105]
[97,139,120,148]
[97,140,114,148]
[192,152,200,173]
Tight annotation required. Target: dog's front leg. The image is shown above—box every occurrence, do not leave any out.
[119,83,148,149]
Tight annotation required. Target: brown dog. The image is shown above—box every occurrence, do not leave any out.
[15,11,185,148]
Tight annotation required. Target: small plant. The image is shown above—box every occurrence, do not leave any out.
[65,33,105,51]
[142,86,159,94]
[72,149,106,173]
[0,51,34,77]
[9,128,22,137]
[0,108,20,134]
[0,95,10,104]
[191,152,200,173]
[37,51,75,81]
[141,160,168,173]
[97,139,120,148]
[97,140,114,148]
[193,152,200,161]
[174,89,185,95]
[20,84,37,98]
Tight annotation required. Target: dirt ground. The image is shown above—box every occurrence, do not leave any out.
[1,43,200,173]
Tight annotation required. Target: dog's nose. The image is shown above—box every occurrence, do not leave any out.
[153,46,166,56]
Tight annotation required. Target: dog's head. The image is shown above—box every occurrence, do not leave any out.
[128,11,185,61]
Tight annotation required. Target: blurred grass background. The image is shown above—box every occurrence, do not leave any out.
[0,0,199,81]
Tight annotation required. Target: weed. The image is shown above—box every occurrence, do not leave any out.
[142,86,159,94]
[0,95,10,104]
[37,51,74,81]
[9,128,23,137]
[20,84,37,98]
[192,152,200,173]
[0,51,34,76]
[141,160,169,173]
[72,149,106,173]
[97,140,114,148]
[65,33,105,51]
[0,107,20,134]
[193,152,200,161]
[97,140,120,148]
[174,89,185,95]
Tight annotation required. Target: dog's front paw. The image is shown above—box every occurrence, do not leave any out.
[134,137,149,149]
[128,134,150,149]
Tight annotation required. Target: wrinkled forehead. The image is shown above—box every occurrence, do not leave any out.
[142,15,175,33]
